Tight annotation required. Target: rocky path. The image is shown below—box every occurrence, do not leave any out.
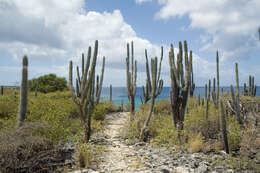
[98,112,141,172]
[73,112,251,173]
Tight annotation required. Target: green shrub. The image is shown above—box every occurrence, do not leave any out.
[92,101,115,121]
[75,142,103,168]
[29,73,67,93]
[227,116,241,151]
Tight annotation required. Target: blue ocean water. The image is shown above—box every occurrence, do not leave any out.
[100,87,260,109]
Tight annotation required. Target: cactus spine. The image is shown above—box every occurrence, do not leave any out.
[169,41,192,130]
[18,56,28,127]
[220,100,229,154]
[140,53,164,141]
[142,47,163,103]
[110,84,112,101]
[69,40,101,142]
[126,41,137,119]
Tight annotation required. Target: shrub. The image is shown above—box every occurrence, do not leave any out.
[92,101,115,121]
[240,125,260,158]
[154,100,171,114]
[188,133,204,153]
[75,142,103,168]
[29,73,67,93]
[227,116,241,151]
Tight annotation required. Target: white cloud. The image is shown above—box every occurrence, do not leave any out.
[0,0,165,86]
[155,0,260,60]
[136,0,152,4]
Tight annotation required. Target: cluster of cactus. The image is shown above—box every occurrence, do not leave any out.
[140,49,164,141]
[141,47,163,104]
[230,63,242,124]
[69,40,105,142]
[18,56,28,127]
[169,41,192,130]
[243,75,257,97]
[126,41,137,118]
[75,53,105,104]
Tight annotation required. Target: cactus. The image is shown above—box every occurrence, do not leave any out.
[1,86,3,95]
[189,52,195,97]
[220,100,229,154]
[110,84,112,101]
[140,54,164,141]
[197,94,201,106]
[212,78,217,107]
[230,85,242,124]
[34,80,39,97]
[244,75,257,97]
[18,56,29,127]
[69,40,101,142]
[95,56,105,104]
[216,51,220,108]
[121,100,124,112]
[126,41,137,119]
[141,47,164,103]
[169,41,192,130]
[205,80,211,119]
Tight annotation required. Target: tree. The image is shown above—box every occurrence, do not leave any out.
[29,73,67,93]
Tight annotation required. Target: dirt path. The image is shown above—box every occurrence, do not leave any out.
[98,112,142,173]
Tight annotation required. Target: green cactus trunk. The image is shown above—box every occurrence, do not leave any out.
[110,84,112,101]
[220,100,229,154]
[126,41,137,119]
[216,51,220,108]
[169,41,192,130]
[18,56,28,127]
[140,54,164,141]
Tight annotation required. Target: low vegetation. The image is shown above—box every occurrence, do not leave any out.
[121,97,260,171]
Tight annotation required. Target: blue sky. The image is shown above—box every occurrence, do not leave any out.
[0,0,259,87]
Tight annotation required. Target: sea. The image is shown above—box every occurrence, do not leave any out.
[100,87,260,109]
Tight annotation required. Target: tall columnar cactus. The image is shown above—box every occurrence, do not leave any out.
[1,86,3,95]
[69,40,101,142]
[230,85,242,124]
[232,63,242,124]
[169,41,192,130]
[140,55,164,141]
[34,80,39,97]
[95,56,105,104]
[212,78,217,107]
[110,84,112,101]
[189,52,195,97]
[141,47,163,103]
[216,51,220,108]
[244,75,257,97]
[205,80,211,119]
[126,41,137,118]
[18,56,28,127]
[220,100,229,154]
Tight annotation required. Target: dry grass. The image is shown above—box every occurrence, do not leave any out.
[188,133,204,153]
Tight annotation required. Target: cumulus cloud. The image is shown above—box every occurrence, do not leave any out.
[0,0,167,86]
[155,0,260,60]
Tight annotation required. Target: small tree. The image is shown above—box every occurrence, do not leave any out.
[29,74,67,93]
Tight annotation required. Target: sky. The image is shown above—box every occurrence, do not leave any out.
[0,0,259,87]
